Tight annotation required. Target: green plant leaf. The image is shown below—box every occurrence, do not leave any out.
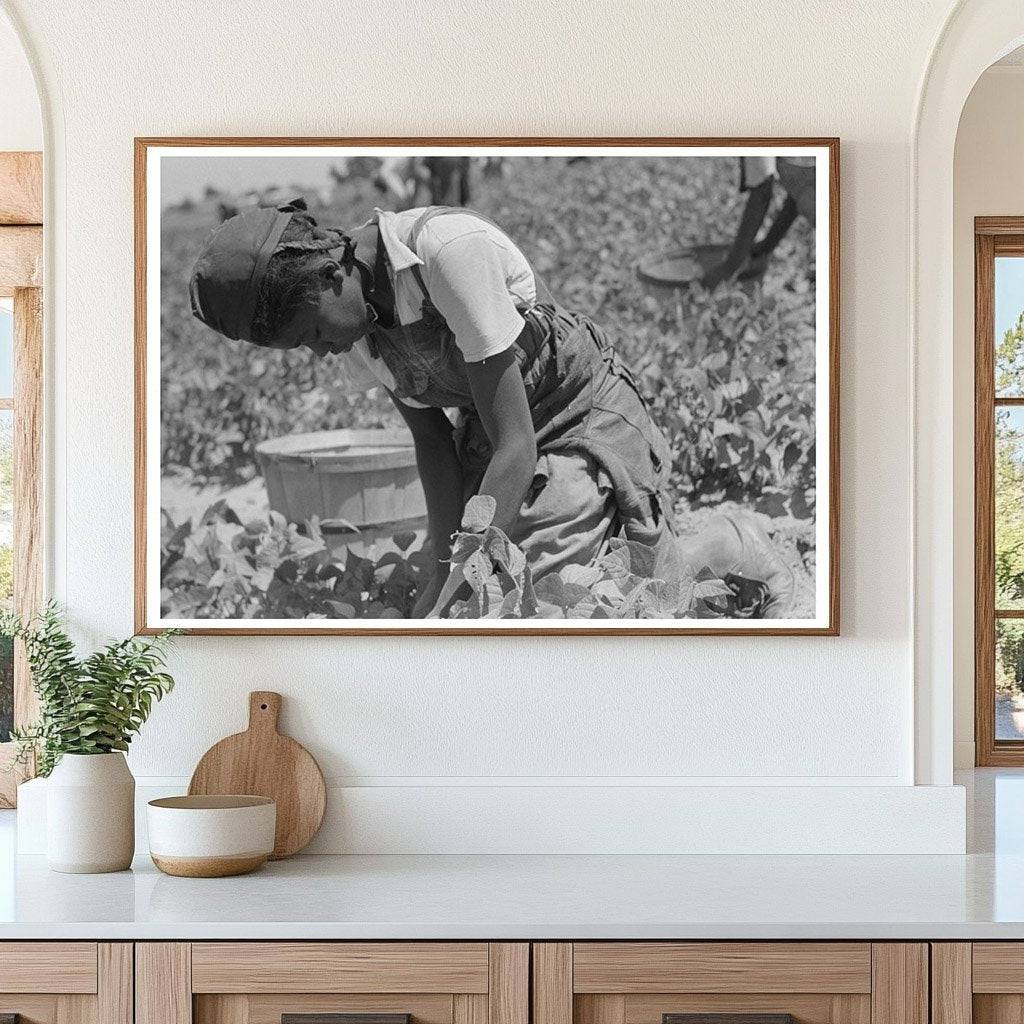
[461,494,497,532]
[6,603,178,776]
[462,548,493,593]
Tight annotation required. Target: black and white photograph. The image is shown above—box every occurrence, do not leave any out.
[137,141,837,634]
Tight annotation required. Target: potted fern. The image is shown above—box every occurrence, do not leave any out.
[2,604,177,873]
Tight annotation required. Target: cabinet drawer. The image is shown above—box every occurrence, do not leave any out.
[534,944,925,1024]
[139,942,528,1024]
[572,944,872,994]
[973,943,1024,992]
[196,993,457,1024]
[191,943,490,993]
[0,942,98,993]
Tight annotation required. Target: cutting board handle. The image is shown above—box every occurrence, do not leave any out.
[248,691,282,734]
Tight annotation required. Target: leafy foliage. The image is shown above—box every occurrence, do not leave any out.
[161,500,430,620]
[996,408,1024,610]
[0,547,12,606]
[0,634,11,743]
[0,604,178,776]
[995,316,1024,616]
[992,318,1024,695]
[997,621,1024,698]
[431,495,744,620]
[636,286,815,517]
[997,310,1024,397]
[160,496,761,621]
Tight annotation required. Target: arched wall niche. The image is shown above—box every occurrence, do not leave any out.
[914,0,1024,784]
[0,5,42,151]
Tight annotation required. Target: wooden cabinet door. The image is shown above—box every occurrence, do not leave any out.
[934,943,1024,1024]
[137,943,528,1024]
[534,943,927,1024]
[0,942,132,1024]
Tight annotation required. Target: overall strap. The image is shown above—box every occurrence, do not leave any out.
[405,205,556,307]
[406,206,450,300]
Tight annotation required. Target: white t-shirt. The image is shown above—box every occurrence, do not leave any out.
[331,208,537,404]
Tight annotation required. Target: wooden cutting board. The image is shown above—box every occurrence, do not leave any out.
[188,691,326,859]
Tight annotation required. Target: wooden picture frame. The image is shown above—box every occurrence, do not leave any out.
[0,151,43,806]
[135,137,840,636]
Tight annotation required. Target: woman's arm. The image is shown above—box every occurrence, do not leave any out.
[388,394,463,565]
[465,344,537,535]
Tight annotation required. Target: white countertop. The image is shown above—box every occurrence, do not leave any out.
[1,769,1022,941]
[0,848,1022,940]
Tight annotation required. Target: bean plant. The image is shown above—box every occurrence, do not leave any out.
[159,496,764,621]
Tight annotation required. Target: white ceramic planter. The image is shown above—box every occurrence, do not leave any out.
[46,752,135,873]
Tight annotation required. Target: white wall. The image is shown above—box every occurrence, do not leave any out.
[0,8,40,151]
[2,0,972,851]
[952,64,1024,767]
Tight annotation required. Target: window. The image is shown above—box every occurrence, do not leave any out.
[0,150,43,805]
[976,221,1024,764]
[0,286,42,805]
[0,299,11,745]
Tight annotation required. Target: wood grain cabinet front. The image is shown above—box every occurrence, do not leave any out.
[136,943,529,1024]
[932,943,1024,1024]
[533,944,929,1024]
[0,943,132,1024]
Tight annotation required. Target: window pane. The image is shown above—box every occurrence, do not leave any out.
[0,300,11,399]
[997,407,1024,609]
[0,409,11,742]
[998,619,1024,740]
[997,257,1024,396]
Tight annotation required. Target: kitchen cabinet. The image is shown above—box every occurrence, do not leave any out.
[931,943,1024,1024]
[0,942,132,1024]
[0,939,939,1024]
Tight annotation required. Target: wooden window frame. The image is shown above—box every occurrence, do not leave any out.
[0,151,43,806]
[975,217,1024,765]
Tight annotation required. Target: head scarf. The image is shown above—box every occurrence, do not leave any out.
[188,198,364,342]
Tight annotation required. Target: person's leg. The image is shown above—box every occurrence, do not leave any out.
[509,452,618,579]
[508,457,799,617]
[776,156,817,226]
[701,177,774,289]
[623,496,685,584]
[750,194,798,259]
[457,157,471,206]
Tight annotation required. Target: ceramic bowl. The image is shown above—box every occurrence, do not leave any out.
[147,795,276,877]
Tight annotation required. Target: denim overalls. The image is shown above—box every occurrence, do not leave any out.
[365,206,679,578]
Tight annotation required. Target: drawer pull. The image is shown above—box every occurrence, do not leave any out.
[283,1016,411,1024]
[665,1016,796,1024]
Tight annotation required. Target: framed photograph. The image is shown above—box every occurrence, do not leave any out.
[135,137,839,635]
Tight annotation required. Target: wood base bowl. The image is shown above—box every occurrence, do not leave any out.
[150,853,268,878]
[147,795,276,878]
